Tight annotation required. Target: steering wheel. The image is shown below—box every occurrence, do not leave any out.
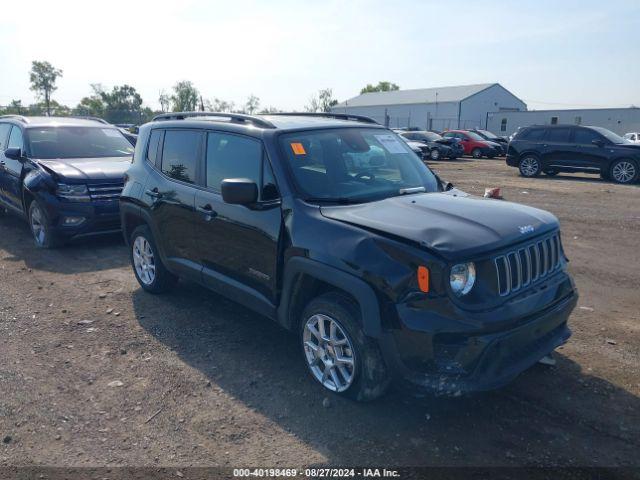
[354,171,376,183]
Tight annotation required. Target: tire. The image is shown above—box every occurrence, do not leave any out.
[430,149,440,161]
[609,159,638,184]
[518,155,541,177]
[130,225,178,293]
[544,169,559,176]
[300,292,390,401]
[471,148,482,159]
[28,200,63,248]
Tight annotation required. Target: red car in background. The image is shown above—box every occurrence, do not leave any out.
[442,130,503,158]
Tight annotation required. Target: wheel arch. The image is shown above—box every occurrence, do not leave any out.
[277,257,382,338]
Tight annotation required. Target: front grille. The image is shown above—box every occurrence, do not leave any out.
[88,182,124,201]
[494,233,562,296]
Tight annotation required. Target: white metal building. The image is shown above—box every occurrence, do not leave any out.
[486,108,640,137]
[330,83,527,131]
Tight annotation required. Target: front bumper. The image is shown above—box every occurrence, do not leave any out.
[481,146,501,157]
[39,193,122,239]
[379,272,577,395]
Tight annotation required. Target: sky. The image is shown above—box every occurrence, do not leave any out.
[1,0,639,112]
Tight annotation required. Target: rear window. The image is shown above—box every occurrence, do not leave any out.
[161,130,200,184]
[27,127,135,159]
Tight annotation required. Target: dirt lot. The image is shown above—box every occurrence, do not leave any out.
[1,158,639,468]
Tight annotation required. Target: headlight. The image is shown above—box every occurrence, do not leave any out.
[56,183,90,201]
[450,262,476,296]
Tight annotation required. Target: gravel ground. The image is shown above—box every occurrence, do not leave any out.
[0,158,638,468]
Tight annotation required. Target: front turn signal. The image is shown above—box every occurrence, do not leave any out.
[417,266,430,293]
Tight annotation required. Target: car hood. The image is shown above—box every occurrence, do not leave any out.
[320,192,558,259]
[38,157,132,182]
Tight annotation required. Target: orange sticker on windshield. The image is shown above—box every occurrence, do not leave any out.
[290,142,306,155]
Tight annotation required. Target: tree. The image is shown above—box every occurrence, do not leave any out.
[158,90,171,112]
[91,84,143,123]
[210,98,235,112]
[74,84,105,117]
[171,81,199,112]
[360,81,399,94]
[244,94,260,114]
[29,61,63,116]
[305,88,338,112]
[2,100,24,115]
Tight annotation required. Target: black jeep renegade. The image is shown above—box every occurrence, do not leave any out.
[120,112,577,400]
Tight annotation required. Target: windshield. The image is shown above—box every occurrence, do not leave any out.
[280,128,440,203]
[410,132,442,142]
[590,127,630,144]
[27,127,135,159]
[465,131,485,141]
[477,129,498,139]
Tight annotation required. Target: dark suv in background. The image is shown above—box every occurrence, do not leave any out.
[0,115,134,247]
[120,112,577,401]
[507,124,640,184]
[398,130,464,160]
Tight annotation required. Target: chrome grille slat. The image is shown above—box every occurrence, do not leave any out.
[494,233,562,296]
[88,183,124,201]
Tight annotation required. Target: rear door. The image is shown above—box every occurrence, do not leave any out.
[0,123,13,207]
[193,130,282,305]
[540,127,573,168]
[2,126,26,211]
[144,128,203,280]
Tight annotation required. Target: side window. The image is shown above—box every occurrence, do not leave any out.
[522,128,546,141]
[574,128,601,145]
[546,128,572,143]
[500,118,507,132]
[146,129,162,166]
[7,126,24,150]
[261,157,279,201]
[550,117,559,125]
[206,132,261,193]
[574,116,582,125]
[161,130,200,184]
[0,124,11,149]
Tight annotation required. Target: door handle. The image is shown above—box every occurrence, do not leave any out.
[145,188,162,198]
[197,204,217,218]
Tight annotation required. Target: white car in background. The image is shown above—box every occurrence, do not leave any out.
[623,132,640,144]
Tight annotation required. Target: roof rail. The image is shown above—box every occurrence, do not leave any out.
[151,112,276,129]
[0,114,29,123]
[267,112,379,125]
[66,115,110,125]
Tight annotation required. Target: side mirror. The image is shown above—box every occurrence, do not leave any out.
[4,147,23,161]
[221,178,258,205]
[592,139,605,147]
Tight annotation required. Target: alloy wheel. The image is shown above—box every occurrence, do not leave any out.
[30,204,47,246]
[430,149,440,160]
[303,313,355,392]
[133,236,156,285]
[612,161,636,183]
[520,157,540,176]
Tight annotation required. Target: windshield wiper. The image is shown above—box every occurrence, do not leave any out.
[398,187,426,195]
[304,197,367,205]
